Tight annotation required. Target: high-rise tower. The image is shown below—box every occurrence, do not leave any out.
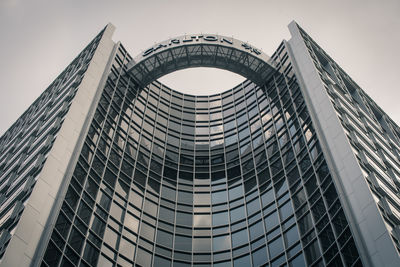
[0,22,399,267]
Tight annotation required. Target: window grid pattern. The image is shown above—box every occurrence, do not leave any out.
[41,41,361,267]
[298,26,400,255]
[0,28,106,260]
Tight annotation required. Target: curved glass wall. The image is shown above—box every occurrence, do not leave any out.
[41,43,362,267]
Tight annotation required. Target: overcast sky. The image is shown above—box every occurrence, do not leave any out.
[0,0,399,136]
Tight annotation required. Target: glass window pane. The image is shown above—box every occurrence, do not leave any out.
[90,215,106,236]
[176,211,192,227]
[265,211,279,230]
[212,190,227,204]
[175,235,192,251]
[110,202,123,221]
[154,255,171,267]
[83,243,99,266]
[289,253,306,267]
[68,228,84,253]
[119,237,135,259]
[136,247,152,267]
[143,199,158,217]
[279,201,293,221]
[261,189,275,207]
[213,211,229,226]
[140,222,155,241]
[159,206,175,224]
[193,237,211,252]
[124,212,139,233]
[161,186,176,201]
[232,228,248,247]
[104,226,119,249]
[230,206,245,223]
[213,235,231,251]
[128,190,143,209]
[268,236,284,259]
[252,246,268,267]
[249,221,264,240]
[178,191,193,205]
[194,193,210,205]
[247,198,261,215]
[194,214,211,227]
[98,254,113,267]
[156,229,173,248]
[284,225,299,248]
[304,240,321,264]
[234,254,250,267]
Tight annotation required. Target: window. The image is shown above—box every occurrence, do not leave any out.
[249,221,264,240]
[213,211,229,226]
[212,190,227,204]
[252,246,268,266]
[230,205,245,223]
[156,229,173,248]
[268,236,284,259]
[193,214,211,227]
[232,228,248,247]
[193,237,211,252]
[176,211,192,227]
[174,235,192,251]
[213,235,231,251]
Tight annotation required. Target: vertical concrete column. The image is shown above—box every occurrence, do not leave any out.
[0,24,116,267]
[286,21,400,267]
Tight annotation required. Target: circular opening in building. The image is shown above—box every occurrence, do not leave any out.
[157,67,246,96]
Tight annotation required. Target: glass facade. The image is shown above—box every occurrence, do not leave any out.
[0,28,106,261]
[40,38,362,267]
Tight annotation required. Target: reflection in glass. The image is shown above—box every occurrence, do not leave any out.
[43,45,360,267]
[213,235,231,251]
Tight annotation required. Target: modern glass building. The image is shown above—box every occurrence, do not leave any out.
[0,22,399,267]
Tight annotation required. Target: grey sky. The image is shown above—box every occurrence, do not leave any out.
[0,0,399,136]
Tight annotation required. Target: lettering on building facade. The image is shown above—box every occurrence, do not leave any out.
[143,35,261,57]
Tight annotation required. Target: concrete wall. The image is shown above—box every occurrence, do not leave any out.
[286,21,400,267]
[0,24,116,267]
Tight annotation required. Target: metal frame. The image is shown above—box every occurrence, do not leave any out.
[126,34,278,87]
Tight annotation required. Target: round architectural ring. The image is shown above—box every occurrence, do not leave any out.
[126,34,278,87]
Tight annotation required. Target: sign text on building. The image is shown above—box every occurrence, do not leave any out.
[143,35,261,57]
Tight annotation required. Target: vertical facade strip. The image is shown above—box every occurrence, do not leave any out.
[286,21,400,266]
[0,24,116,267]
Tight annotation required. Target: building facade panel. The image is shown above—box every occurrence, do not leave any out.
[287,21,400,266]
[0,24,116,266]
[1,21,399,266]
[38,32,362,266]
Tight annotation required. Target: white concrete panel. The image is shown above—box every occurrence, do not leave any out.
[23,179,52,214]
[287,21,400,266]
[375,233,398,266]
[0,24,116,267]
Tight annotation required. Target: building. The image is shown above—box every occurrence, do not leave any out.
[0,21,399,267]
